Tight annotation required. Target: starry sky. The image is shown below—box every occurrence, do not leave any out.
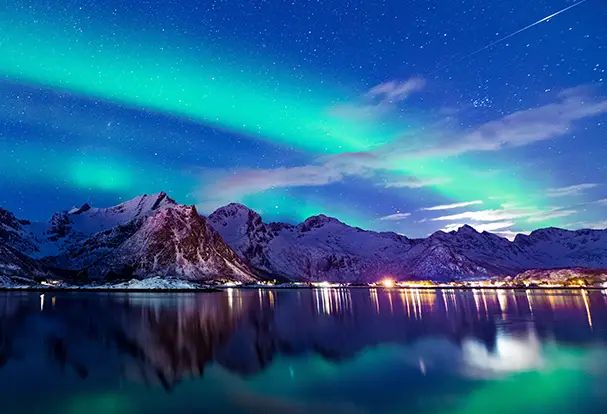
[1,0,606,239]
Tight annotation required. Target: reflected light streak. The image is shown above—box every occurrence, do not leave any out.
[582,290,593,329]
[322,287,332,315]
[314,288,353,315]
[401,290,411,318]
[526,289,534,315]
[497,290,508,319]
[473,289,481,319]
[227,288,234,310]
[370,289,380,313]
[481,290,488,319]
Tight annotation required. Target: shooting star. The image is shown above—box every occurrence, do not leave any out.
[432,0,591,73]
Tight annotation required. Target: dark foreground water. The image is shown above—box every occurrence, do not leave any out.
[1,288,607,414]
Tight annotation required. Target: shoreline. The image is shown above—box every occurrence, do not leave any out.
[1,285,605,293]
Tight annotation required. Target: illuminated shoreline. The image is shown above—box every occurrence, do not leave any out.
[2,284,606,292]
[2,274,607,291]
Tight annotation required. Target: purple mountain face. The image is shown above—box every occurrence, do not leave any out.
[2,193,607,284]
[0,193,257,283]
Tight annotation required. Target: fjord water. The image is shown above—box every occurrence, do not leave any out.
[1,289,606,414]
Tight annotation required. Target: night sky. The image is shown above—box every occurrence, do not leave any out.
[1,0,606,239]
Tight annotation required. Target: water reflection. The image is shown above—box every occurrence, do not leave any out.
[1,289,607,414]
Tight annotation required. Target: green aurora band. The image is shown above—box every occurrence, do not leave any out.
[0,10,560,228]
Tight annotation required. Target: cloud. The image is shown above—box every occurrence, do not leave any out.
[436,87,607,157]
[196,164,353,212]
[431,204,578,224]
[328,77,424,122]
[564,220,607,230]
[197,85,607,216]
[378,212,411,221]
[383,177,450,188]
[545,183,599,198]
[328,86,607,165]
[367,77,426,101]
[441,221,515,233]
[526,209,577,222]
[430,206,541,222]
[422,200,483,211]
[202,165,343,198]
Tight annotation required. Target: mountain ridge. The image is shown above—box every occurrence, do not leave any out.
[208,202,607,282]
[2,192,607,284]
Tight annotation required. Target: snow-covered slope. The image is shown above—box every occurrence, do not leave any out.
[24,192,177,258]
[1,194,257,283]
[513,228,607,268]
[0,208,39,255]
[78,204,256,281]
[209,205,607,282]
[514,267,607,284]
[0,243,50,279]
[210,204,417,282]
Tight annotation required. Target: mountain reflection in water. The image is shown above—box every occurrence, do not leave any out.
[1,288,607,414]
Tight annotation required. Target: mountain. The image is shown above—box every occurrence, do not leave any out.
[0,193,257,283]
[2,194,607,284]
[0,243,50,281]
[0,208,39,255]
[209,205,607,282]
[1,208,52,281]
[514,267,607,284]
[208,203,415,282]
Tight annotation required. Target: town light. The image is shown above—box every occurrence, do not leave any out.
[382,278,395,288]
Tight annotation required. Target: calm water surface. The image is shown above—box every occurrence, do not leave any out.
[1,288,607,414]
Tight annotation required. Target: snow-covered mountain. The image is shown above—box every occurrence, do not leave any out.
[209,204,607,282]
[209,203,416,282]
[0,193,257,282]
[2,194,607,284]
[514,267,607,284]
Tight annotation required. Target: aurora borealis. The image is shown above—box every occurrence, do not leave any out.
[1,0,606,237]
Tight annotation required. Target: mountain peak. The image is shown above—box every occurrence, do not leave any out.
[214,202,256,215]
[209,203,262,225]
[457,224,478,234]
[0,208,21,231]
[301,214,342,227]
[68,203,91,215]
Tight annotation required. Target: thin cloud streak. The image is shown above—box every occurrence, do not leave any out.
[383,177,450,188]
[430,207,540,222]
[564,220,607,230]
[422,200,483,211]
[378,212,411,221]
[527,210,577,222]
[367,77,425,101]
[545,183,599,198]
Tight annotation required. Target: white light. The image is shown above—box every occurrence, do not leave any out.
[382,278,395,288]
